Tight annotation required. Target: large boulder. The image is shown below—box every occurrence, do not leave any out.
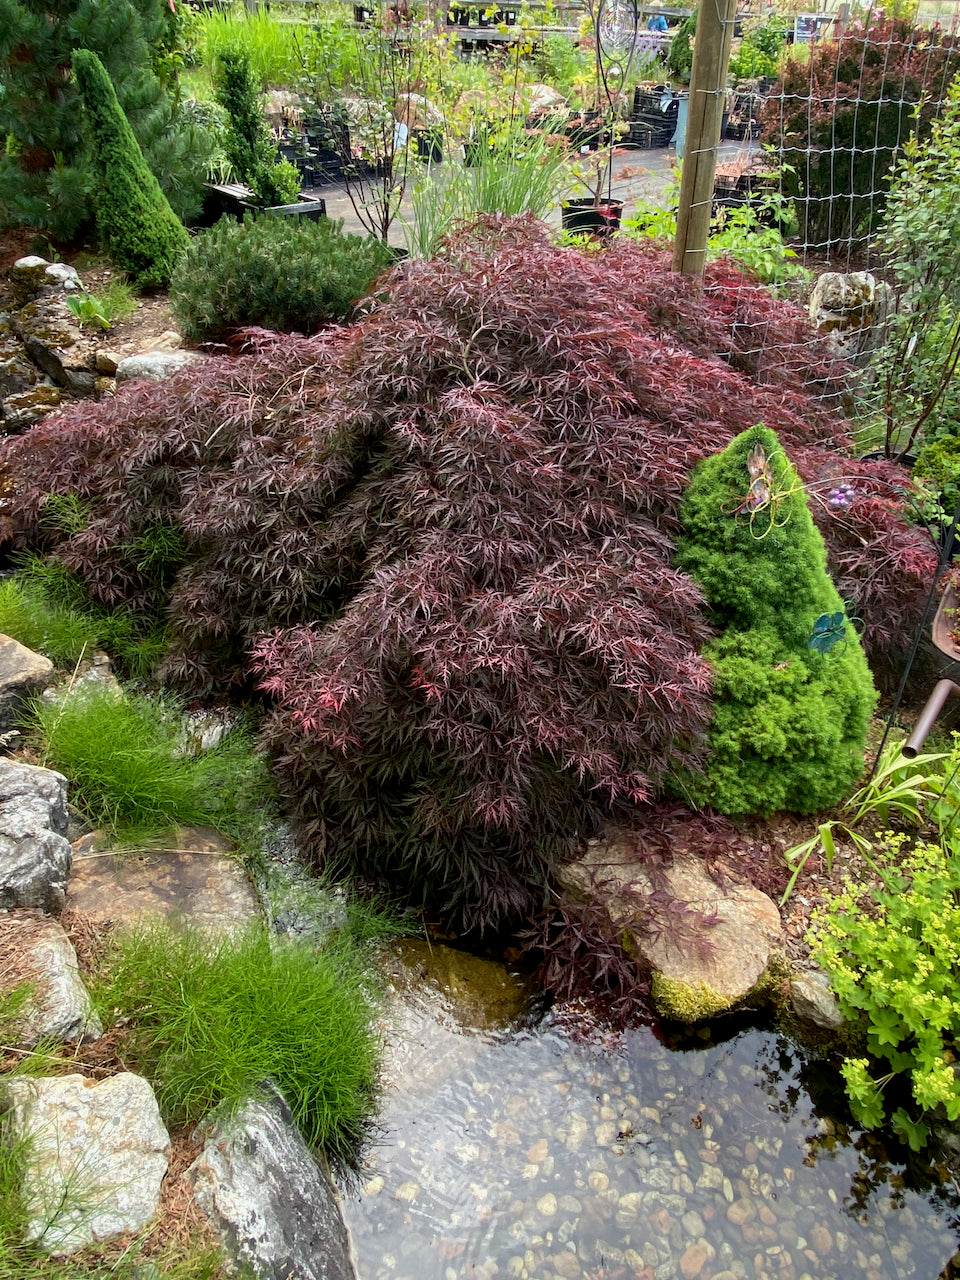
[560,827,785,1021]
[0,634,54,736]
[15,295,98,396]
[187,1086,356,1280]
[0,760,72,913]
[2,1072,169,1255]
[0,909,102,1046]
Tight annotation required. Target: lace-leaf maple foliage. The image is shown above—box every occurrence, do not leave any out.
[0,218,936,931]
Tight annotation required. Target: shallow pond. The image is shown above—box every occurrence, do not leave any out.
[341,942,960,1280]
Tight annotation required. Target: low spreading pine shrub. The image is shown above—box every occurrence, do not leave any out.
[72,50,189,289]
[170,215,394,343]
[0,218,935,930]
[674,424,877,815]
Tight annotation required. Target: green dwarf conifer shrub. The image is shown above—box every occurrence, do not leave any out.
[170,214,394,343]
[72,49,189,289]
[675,424,877,815]
[213,45,301,208]
[0,0,212,241]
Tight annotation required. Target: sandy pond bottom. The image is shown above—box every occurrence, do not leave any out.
[340,943,960,1280]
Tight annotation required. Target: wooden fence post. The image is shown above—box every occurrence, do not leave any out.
[672,0,738,280]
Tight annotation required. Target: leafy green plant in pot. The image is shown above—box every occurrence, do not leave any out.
[560,0,645,237]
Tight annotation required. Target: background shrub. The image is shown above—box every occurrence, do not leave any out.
[213,45,300,208]
[170,214,394,343]
[0,219,935,931]
[0,0,211,241]
[674,424,877,815]
[761,19,960,253]
[72,49,189,288]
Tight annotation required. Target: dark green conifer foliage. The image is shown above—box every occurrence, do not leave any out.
[675,424,877,815]
[0,0,210,240]
[72,49,189,288]
[213,46,301,208]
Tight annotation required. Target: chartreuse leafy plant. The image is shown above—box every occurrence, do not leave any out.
[674,424,877,815]
[804,735,960,1149]
[72,49,189,288]
[811,827,960,1151]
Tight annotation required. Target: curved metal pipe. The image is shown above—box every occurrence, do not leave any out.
[903,679,960,758]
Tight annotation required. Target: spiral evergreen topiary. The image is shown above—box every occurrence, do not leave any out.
[72,48,189,288]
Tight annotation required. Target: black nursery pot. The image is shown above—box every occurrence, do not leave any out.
[560,197,624,237]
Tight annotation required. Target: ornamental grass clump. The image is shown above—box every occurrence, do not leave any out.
[94,919,380,1161]
[0,218,935,930]
[171,215,394,343]
[72,49,189,288]
[675,425,877,815]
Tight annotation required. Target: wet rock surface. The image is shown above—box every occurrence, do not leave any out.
[341,947,959,1280]
[187,1086,356,1280]
[66,826,260,934]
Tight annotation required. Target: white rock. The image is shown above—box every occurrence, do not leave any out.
[2,1072,170,1255]
[115,350,206,384]
[0,633,54,735]
[0,910,102,1046]
[790,970,844,1031]
[0,759,72,913]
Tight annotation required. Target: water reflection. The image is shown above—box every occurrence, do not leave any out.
[342,951,960,1280]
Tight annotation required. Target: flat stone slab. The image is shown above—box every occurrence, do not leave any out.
[66,826,260,934]
[0,908,101,1046]
[2,1071,169,1255]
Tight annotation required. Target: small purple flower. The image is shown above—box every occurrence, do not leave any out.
[827,482,857,511]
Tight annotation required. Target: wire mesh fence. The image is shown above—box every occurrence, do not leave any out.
[676,1,960,488]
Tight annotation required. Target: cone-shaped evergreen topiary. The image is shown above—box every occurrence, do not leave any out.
[675,424,877,816]
[73,49,189,289]
[0,0,211,240]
